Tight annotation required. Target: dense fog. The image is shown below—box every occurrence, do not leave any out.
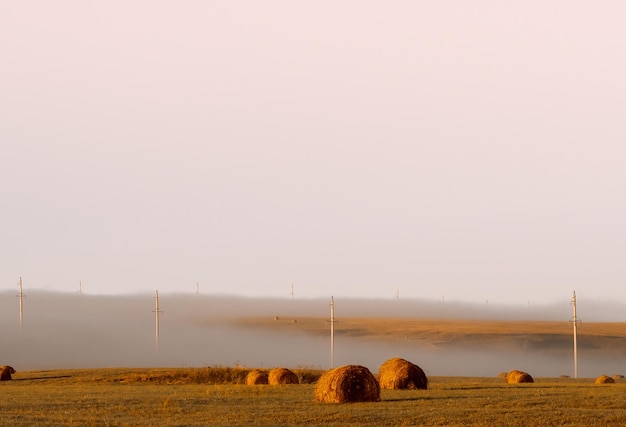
[1,291,625,377]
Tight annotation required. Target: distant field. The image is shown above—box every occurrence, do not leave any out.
[238,316,626,339]
[2,367,626,426]
[237,317,626,350]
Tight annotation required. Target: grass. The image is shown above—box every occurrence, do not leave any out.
[237,316,626,353]
[238,316,626,340]
[2,368,626,426]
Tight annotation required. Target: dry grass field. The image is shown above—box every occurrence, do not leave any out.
[237,316,626,351]
[2,367,626,426]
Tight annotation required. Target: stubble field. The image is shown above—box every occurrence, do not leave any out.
[2,367,626,426]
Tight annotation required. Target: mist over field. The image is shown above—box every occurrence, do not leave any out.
[2,291,625,378]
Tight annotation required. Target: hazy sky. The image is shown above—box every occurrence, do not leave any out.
[2,1,625,304]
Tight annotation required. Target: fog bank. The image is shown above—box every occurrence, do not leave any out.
[1,291,625,377]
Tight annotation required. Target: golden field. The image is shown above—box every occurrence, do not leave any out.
[2,367,626,426]
[237,316,626,352]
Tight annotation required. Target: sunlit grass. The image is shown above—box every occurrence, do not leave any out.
[2,368,626,426]
[9,366,323,385]
[237,316,626,341]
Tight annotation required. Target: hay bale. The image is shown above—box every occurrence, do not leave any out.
[595,375,615,384]
[314,365,380,403]
[0,366,15,381]
[378,357,428,390]
[268,368,299,385]
[246,370,268,385]
[612,374,624,380]
[505,370,534,384]
[497,372,508,379]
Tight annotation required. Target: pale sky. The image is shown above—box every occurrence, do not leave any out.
[2,1,625,304]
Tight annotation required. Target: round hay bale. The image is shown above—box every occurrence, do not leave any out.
[246,370,268,385]
[497,372,508,379]
[595,375,615,384]
[0,365,16,381]
[378,357,428,390]
[505,370,534,384]
[314,365,380,403]
[268,368,299,385]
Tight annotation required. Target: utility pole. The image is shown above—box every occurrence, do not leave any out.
[290,283,294,300]
[329,296,335,368]
[17,277,24,333]
[79,280,83,295]
[153,290,163,352]
[196,282,199,295]
[571,291,581,378]
[395,289,399,302]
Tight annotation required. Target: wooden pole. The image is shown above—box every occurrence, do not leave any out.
[154,290,162,352]
[572,291,579,379]
[18,277,24,333]
[330,296,335,368]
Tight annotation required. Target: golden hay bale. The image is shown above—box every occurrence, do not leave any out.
[314,365,380,403]
[246,370,268,385]
[595,375,615,384]
[505,370,534,384]
[268,368,299,385]
[378,357,428,390]
[497,372,508,379]
[0,365,16,381]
